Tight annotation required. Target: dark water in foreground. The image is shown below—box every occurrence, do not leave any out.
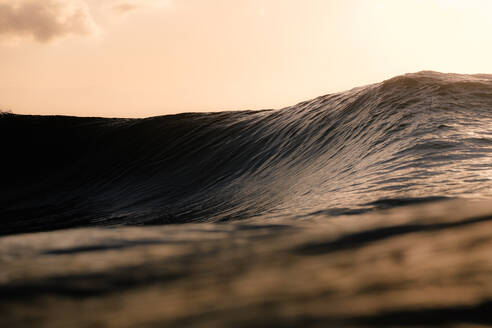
[1,71,492,235]
[2,199,492,328]
[1,71,492,327]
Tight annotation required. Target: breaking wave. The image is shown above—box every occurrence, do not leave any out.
[2,71,492,235]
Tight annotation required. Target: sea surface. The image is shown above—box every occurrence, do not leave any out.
[2,71,492,234]
[1,71,492,327]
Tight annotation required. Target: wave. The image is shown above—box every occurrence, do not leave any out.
[2,71,492,235]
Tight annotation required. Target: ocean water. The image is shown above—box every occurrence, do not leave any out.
[1,71,492,235]
[1,71,492,327]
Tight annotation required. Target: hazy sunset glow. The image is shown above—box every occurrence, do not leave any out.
[1,0,492,117]
[4,2,492,325]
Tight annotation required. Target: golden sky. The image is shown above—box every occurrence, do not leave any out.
[1,0,492,117]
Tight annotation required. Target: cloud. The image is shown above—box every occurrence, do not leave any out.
[109,0,171,15]
[0,0,98,43]
[111,3,139,14]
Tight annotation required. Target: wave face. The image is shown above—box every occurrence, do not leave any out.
[2,71,492,235]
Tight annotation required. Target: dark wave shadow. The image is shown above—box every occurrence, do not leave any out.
[352,300,492,326]
[294,214,492,255]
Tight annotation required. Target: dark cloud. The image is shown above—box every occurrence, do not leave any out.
[0,0,97,43]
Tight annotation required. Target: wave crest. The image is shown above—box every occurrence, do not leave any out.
[2,71,492,235]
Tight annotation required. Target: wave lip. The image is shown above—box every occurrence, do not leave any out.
[2,71,492,235]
